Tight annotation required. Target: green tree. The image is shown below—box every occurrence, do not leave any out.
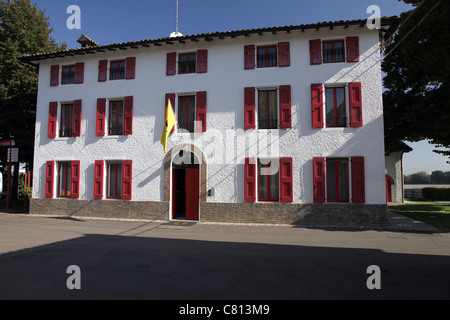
[0,0,66,198]
[383,0,450,163]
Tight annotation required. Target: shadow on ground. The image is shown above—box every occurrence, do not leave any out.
[0,234,449,300]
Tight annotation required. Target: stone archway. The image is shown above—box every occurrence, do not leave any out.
[163,143,207,203]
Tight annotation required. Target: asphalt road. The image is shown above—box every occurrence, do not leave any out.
[0,213,449,300]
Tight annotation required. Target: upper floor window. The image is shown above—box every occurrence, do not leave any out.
[61,65,76,85]
[95,97,133,136]
[244,85,291,130]
[60,103,74,137]
[166,50,208,76]
[323,40,345,63]
[310,37,359,65]
[258,89,278,129]
[110,60,125,80]
[178,95,196,132]
[98,57,136,82]
[109,100,124,135]
[257,45,277,68]
[50,63,84,86]
[244,42,290,70]
[178,52,196,74]
[325,86,346,127]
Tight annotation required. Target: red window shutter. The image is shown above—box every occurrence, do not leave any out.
[166,52,177,76]
[313,157,326,203]
[73,99,82,137]
[165,93,176,134]
[245,158,256,202]
[197,50,208,73]
[244,87,256,130]
[311,84,324,128]
[123,96,133,135]
[309,39,322,65]
[48,102,58,138]
[196,91,207,132]
[98,60,108,82]
[75,62,84,84]
[122,160,132,200]
[279,157,293,203]
[279,85,292,129]
[346,37,360,63]
[351,157,365,203]
[349,82,363,127]
[96,98,106,136]
[45,161,54,199]
[50,65,59,86]
[94,160,104,200]
[244,45,255,70]
[278,42,290,67]
[70,160,80,199]
[125,57,136,79]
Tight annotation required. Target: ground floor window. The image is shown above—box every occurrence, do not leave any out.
[107,162,123,199]
[57,162,71,197]
[258,158,279,201]
[326,158,349,202]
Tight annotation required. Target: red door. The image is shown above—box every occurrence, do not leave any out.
[386,175,393,203]
[185,168,200,221]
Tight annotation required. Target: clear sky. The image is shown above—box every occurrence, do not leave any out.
[31,0,449,174]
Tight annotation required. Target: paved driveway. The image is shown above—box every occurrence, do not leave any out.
[0,213,449,300]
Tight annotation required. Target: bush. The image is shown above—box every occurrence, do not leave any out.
[422,188,450,201]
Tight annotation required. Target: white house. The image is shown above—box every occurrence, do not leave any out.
[21,17,400,227]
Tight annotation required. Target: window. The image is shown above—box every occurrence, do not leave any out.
[323,40,345,63]
[245,86,291,130]
[109,100,124,135]
[257,45,277,68]
[258,89,278,129]
[245,157,293,203]
[258,159,279,202]
[61,65,76,85]
[57,162,72,198]
[326,158,349,202]
[104,160,132,200]
[178,52,196,74]
[325,87,346,127]
[107,162,123,199]
[170,92,207,133]
[178,95,196,132]
[60,103,74,137]
[110,60,125,80]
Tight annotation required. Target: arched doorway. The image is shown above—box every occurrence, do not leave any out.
[172,150,200,220]
[163,144,207,222]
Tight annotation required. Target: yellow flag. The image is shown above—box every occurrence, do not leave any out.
[160,100,176,153]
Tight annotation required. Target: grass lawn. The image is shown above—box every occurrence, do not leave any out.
[389,201,450,232]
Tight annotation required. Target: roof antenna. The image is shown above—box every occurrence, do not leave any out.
[170,0,183,37]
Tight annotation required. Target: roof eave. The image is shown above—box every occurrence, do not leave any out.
[20,16,401,63]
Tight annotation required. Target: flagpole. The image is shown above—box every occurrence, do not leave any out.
[176,0,179,34]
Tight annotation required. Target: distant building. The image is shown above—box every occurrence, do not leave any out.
[21,17,400,226]
[385,142,412,203]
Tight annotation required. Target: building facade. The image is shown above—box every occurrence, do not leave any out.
[21,17,400,227]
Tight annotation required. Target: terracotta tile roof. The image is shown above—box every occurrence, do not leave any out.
[20,16,400,63]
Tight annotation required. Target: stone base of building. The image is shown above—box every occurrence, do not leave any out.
[30,198,388,228]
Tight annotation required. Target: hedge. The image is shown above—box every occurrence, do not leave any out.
[422,188,450,201]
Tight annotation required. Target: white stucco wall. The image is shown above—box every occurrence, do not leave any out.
[32,25,386,205]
